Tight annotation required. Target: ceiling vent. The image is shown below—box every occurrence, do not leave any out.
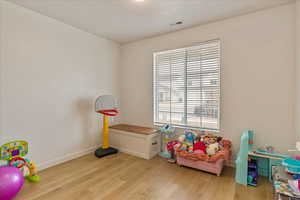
[170,21,183,26]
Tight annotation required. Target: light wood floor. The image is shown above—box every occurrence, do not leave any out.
[16,153,273,200]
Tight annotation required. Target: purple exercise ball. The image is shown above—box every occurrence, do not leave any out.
[0,166,24,200]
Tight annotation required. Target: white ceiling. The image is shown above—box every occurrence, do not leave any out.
[7,0,295,43]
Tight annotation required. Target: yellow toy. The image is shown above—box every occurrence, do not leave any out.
[0,141,40,182]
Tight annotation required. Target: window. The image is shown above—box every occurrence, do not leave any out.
[153,40,220,131]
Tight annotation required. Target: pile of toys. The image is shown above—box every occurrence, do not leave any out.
[271,158,300,198]
[160,127,231,163]
[176,130,223,156]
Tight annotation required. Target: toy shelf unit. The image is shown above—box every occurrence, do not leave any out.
[235,130,288,186]
[109,124,160,160]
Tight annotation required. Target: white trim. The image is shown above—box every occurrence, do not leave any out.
[37,145,98,171]
[36,144,231,170]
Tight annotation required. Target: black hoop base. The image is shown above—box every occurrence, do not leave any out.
[95,147,118,158]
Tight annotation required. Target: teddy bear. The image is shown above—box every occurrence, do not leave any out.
[206,142,219,156]
[203,135,212,145]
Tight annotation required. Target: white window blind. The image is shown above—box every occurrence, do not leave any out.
[153,40,220,131]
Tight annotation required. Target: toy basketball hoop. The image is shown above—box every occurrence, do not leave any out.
[94,95,119,158]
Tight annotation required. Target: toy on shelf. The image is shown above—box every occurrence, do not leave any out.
[248,159,258,186]
[0,141,40,183]
[271,141,300,199]
[0,166,24,200]
[158,124,175,158]
[282,158,300,174]
[281,142,300,175]
[288,179,300,196]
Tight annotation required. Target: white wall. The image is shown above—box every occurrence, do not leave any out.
[0,1,297,167]
[120,4,296,154]
[0,1,120,169]
[296,0,300,141]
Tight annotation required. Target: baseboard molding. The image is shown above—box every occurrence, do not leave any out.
[225,160,235,167]
[37,145,235,171]
[38,145,98,171]
[37,144,147,171]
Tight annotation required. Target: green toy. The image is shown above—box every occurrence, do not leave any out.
[0,140,40,183]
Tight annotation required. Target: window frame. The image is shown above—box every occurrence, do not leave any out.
[152,39,221,132]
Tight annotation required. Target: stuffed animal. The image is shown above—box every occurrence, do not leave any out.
[187,143,194,153]
[184,130,196,143]
[195,135,201,142]
[167,141,179,153]
[179,143,187,151]
[167,140,179,163]
[180,142,193,152]
[178,135,186,143]
[193,141,206,153]
[208,136,217,144]
[216,136,223,143]
[174,143,181,150]
[206,142,219,156]
[203,135,210,145]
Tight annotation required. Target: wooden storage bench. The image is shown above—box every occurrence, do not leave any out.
[109,124,160,159]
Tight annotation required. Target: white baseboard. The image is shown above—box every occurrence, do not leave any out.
[37,144,148,171]
[37,145,234,171]
[37,145,98,171]
[225,160,235,167]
